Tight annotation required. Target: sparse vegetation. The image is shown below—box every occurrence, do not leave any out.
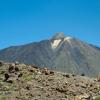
[0,62,99,100]
[95,96,100,100]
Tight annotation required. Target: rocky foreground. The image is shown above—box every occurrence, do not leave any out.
[0,61,100,100]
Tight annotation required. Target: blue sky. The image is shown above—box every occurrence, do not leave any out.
[0,0,100,49]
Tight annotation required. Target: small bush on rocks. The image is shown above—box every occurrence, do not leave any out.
[94,96,100,100]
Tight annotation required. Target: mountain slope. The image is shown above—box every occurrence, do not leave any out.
[0,33,100,77]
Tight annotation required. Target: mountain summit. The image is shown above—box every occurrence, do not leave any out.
[52,32,66,40]
[51,33,73,49]
[0,33,100,77]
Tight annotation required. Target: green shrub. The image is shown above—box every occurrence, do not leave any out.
[23,75,33,81]
[95,96,100,100]
[0,95,6,100]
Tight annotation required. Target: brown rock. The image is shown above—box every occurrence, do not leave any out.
[8,65,15,73]
[63,74,70,78]
[0,61,3,67]
[32,65,38,69]
[75,94,90,100]
[7,80,13,84]
[4,73,10,81]
[49,71,54,75]
[29,69,35,73]
[42,67,50,75]
[96,77,100,82]
[15,67,19,72]
[18,73,23,78]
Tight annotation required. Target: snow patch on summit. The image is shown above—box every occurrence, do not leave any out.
[51,39,62,49]
[64,37,72,43]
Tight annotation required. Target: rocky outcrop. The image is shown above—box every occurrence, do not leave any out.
[0,61,100,100]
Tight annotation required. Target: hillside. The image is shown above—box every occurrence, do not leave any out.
[0,61,100,100]
[0,33,100,77]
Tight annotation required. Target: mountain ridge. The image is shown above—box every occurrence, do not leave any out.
[0,33,100,77]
